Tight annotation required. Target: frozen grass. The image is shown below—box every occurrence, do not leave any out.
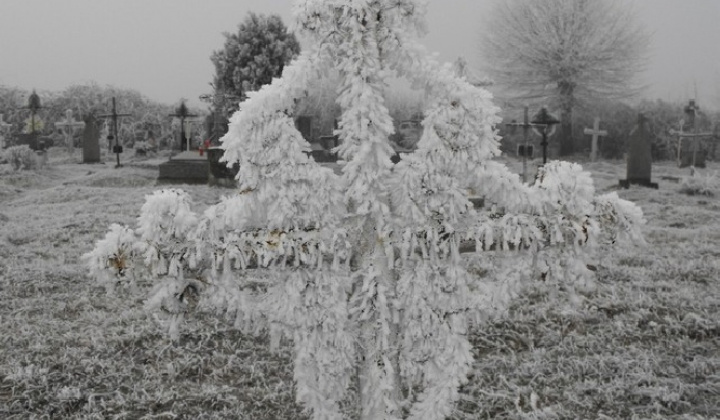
[1,149,718,419]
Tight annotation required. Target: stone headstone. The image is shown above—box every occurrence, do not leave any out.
[206,147,238,187]
[82,115,101,163]
[16,133,39,150]
[620,113,657,189]
[295,116,313,141]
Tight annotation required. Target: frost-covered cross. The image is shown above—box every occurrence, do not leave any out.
[0,114,12,149]
[54,109,85,154]
[583,117,607,162]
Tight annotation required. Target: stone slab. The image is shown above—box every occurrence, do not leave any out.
[157,151,209,184]
[82,116,101,163]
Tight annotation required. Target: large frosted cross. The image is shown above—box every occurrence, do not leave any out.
[0,114,12,149]
[583,117,607,162]
[55,109,85,155]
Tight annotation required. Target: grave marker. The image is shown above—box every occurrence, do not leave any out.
[669,100,715,168]
[505,106,535,182]
[583,117,607,162]
[295,115,314,142]
[98,97,132,168]
[82,115,101,163]
[620,113,657,189]
[55,109,85,155]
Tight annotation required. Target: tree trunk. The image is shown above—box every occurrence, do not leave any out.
[558,81,575,157]
[559,106,574,156]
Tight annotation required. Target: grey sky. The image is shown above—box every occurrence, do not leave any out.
[1,0,719,110]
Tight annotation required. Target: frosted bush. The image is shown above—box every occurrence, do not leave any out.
[4,145,37,171]
[680,168,717,196]
[82,223,138,294]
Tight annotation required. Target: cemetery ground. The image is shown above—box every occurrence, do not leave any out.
[0,148,718,419]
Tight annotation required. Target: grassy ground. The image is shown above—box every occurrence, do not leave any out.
[0,149,718,419]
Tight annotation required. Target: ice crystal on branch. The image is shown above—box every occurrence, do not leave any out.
[85,1,645,419]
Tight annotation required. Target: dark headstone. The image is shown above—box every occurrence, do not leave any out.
[82,115,101,163]
[207,147,239,187]
[620,113,658,189]
[15,134,53,150]
[16,133,38,150]
[295,116,313,142]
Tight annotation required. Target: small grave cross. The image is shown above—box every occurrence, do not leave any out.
[583,117,608,162]
[98,97,132,168]
[55,109,85,155]
[169,101,199,152]
[505,106,535,183]
[0,114,12,149]
[669,100,715,168]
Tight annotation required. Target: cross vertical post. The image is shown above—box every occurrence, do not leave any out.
[505,105,533,182]
[98,97,132,168]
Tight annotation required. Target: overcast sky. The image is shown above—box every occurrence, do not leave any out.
[1,0,719,110]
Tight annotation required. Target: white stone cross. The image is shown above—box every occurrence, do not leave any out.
[0,114,12,149]
[55,109,85,154]
[584,117,608,162]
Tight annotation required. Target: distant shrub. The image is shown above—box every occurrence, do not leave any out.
[4,145,37,171]
[680,169,717,196]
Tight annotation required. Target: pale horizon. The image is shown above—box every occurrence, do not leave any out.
[1,0,718,110]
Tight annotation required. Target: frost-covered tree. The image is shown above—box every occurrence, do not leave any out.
[85,1,645,419]
[479,0,649,156]
[210,12,300,111]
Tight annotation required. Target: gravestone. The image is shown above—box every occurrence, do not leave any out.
[620,113,657,189]
[16,133,39,150]
[295,116,313,141]
[82,115,101,163]
[207,147,239,187]
[583,117,607,162]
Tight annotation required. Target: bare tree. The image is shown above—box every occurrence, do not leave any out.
[479,0,649,155]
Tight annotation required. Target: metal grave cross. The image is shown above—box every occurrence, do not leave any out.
[0,114,12,149]
[668,100,715,167]
[98,97,132,168]
[583,117,608,162]
[505,106,535,183]
[55,109,85,155]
